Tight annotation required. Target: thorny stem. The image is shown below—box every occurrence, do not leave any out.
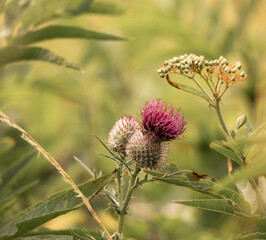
[0,110,113,240]
[117,160,123,217]
[118,166,141,235]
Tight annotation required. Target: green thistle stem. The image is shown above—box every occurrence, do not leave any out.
[118,166,140,234]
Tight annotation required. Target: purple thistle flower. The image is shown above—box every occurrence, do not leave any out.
[141,99,187,141]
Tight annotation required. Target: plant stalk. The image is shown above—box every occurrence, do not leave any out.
[191,76,214,105]
[118,166,140,234]
[215,100,230,136]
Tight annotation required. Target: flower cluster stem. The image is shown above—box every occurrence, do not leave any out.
[192,76,214,105]
[214,101,266,215]
[215,100,229,136]
[117,166,140,235]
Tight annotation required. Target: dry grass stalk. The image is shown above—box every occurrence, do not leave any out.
[0,110,112,240]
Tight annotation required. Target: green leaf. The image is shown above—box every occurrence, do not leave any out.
[232,231,266,240]
[89,1,125,15]
[173,199,236,215]
[146,169,251,213]
[145,169,220,198]
[210,142,242,165]
[0,46,81,71]
[12,25,128,45]
[0,180,39,209]
[0,152,36,195]
[13,235,73,240]
[237,114,248,130]
[22,229,101,240]
[221,153,266,187]
[19,0,90,29]
[0,173,114,240]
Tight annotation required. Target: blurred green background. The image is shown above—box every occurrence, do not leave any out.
[0,0,265,239]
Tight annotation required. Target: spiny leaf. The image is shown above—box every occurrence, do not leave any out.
[0,173,114,240]
[146,169,251,213]
[0,45,81,71]
[12,25,128,45]
[173,199,236,215]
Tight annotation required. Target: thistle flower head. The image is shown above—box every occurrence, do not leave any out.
[141,99,187,141]
[108,115,140,155]
[126,129,169,169]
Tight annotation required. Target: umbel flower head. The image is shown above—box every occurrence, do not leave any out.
[108,115,140,155]
[141,99,187,141]
[126,129,169,169]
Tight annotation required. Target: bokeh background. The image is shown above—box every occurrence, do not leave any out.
[0,0,265,239]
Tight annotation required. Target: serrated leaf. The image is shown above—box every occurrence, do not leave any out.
[12,25,127,45]
[173,199,236,215]
[210,142,242,165]
[0,173,114,239]
[89,1,125,15]
[0,46,81,71]
[232,231,266,240]
[146,169,251,213]
[237,114,247,130]
[0,152,36,195]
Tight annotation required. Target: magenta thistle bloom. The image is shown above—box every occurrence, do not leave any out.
[141,99,186,141]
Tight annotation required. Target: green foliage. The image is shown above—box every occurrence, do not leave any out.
[173,199,235,215]
[0,0,126,70]
[0,0,265,239]
[0,46,81,70]
[232,231,266,240]
[0,173,113,240]
[11,25,127,45]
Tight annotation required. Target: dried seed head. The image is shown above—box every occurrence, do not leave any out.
[126,130,169,169]
[108,115,140,155]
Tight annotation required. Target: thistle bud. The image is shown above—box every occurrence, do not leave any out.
[126,130,169,169]
[108,116,140,155]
